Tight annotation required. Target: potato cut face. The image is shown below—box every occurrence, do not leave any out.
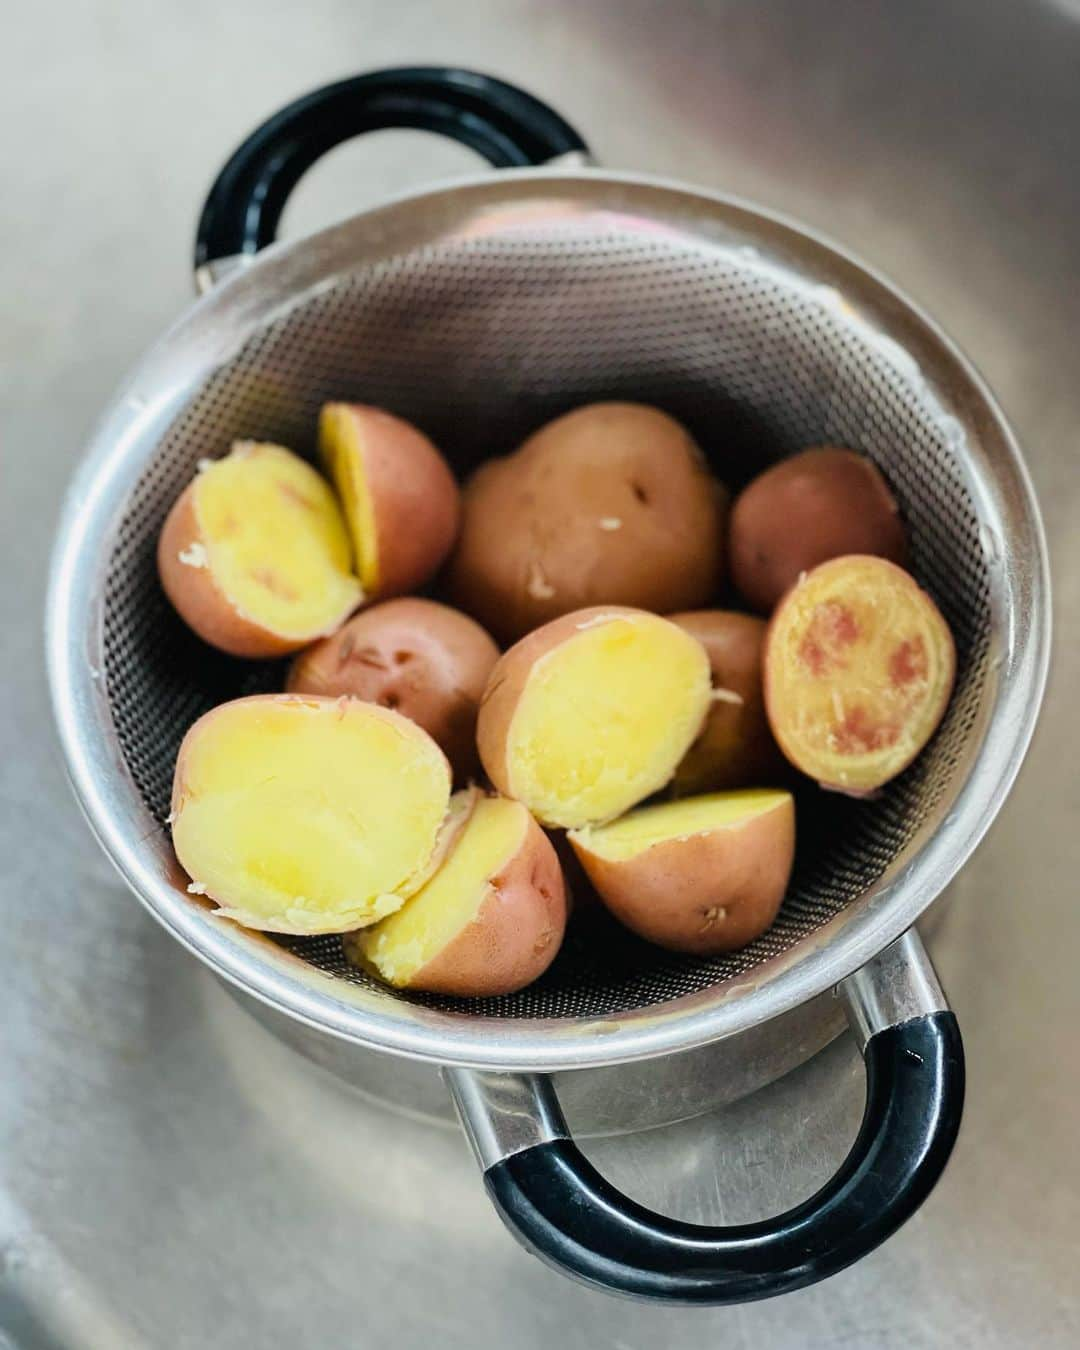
[570,789,791,860]
[171,696,451,934]
[193,443,361,639]
[765,556,954,792]
[355,795,528,986]
[506,614,712,828]
[318,404,379,594]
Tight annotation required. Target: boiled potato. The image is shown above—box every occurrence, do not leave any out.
[669,611,786,794]
[764,555,955,794]
[477,606,712,829]
[569,790,795,954]
[446,403,727,642]
[171,694,451,933]
[286,598,498,782]
[158,442,362,657]
[730,447,908,612]
[347,794,567,997]
[319,402,460,601]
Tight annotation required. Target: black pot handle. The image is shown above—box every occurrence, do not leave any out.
[445,930,964,1304]
[194,67,589,283]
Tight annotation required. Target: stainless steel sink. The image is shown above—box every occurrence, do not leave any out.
[1,0,1076,1344]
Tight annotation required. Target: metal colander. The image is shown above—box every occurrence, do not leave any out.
[49,171,1048,1070]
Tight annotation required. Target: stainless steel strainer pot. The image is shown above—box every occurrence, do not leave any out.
[46,69,1050,1304]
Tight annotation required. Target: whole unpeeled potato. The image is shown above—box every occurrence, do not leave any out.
[669,611,787,795]
[446,403,727,643]
[287,598,499,782]
[729,446,908,613]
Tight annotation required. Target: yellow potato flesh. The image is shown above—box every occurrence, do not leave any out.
[506,616,711,828]
[357,796,527,985]
[195,443,361,638]
[172,698,450,934]
[571,789,791,861]
[318,405,379,594]
[768,558,953,791]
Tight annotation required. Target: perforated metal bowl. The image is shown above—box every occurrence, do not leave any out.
[47,70,1049,1303]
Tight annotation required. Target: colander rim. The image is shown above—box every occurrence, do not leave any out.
[45,167,1051,1070]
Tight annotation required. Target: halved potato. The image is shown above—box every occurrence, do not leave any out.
[318,402,460,601]
[286,598,499,782]
[764,555,955,793]
[569,790,794,953]
[477,607,712,829]
[158,442,362,658]
[171,694,451,934]
[347,794,567,996]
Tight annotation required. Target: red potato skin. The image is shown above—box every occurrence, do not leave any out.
[446,403,727,643]
[570,797,795,955]
[762,555,956,793]
[157,484,326,659]
[668,611,787,794]
[287,598,499,782]
[332,404,461,599]
[476,605,649,802]
[730,447,908,613]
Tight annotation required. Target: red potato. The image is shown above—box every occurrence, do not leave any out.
[158,442,362,658]
[730,447,908,612]
[764,555,956,794]
[170,694,452,934]
[286,598,499,781]
[477,606,713,829]
[669,611,787,794]
[318,402,460,602]
[347,794,567,997]
[446,403,728,643]
[569,790,795,954]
